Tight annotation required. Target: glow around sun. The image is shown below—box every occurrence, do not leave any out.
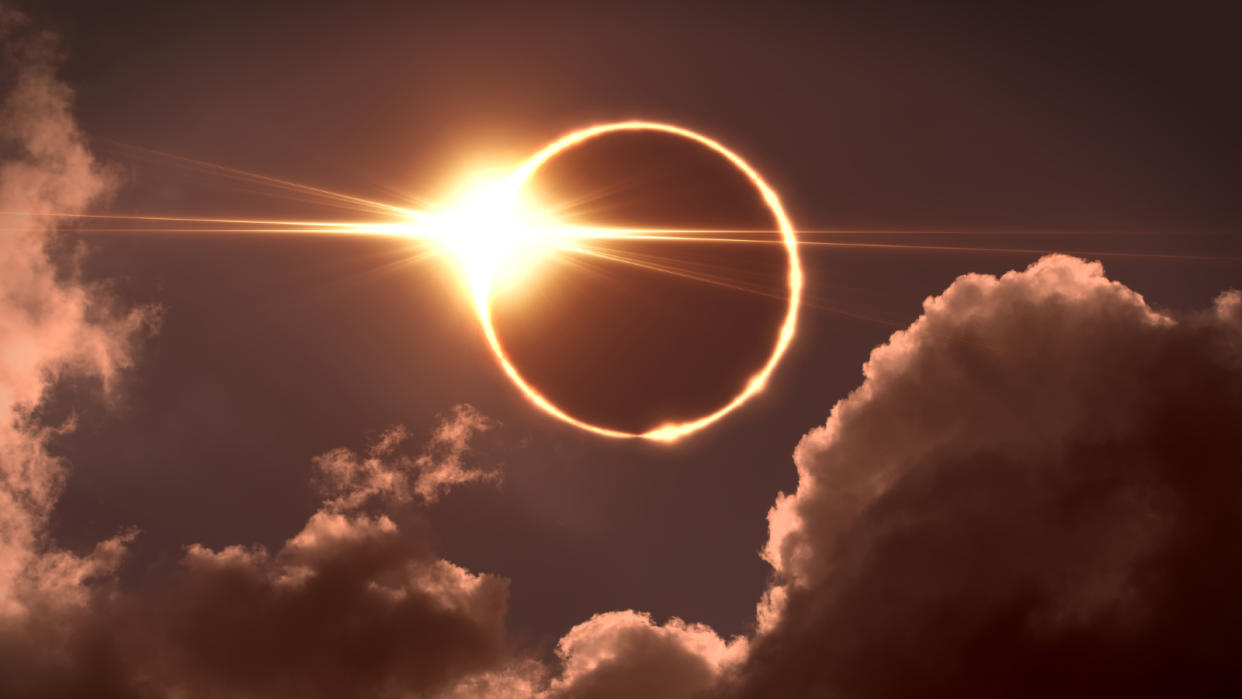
[416,121,803,443]
[425,176,555,311]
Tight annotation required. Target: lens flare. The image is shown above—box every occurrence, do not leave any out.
[464,121,803,441]
[425,177,543,305]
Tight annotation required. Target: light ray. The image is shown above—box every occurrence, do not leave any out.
[543,226,1242,263]
[543,238,901,326]
[99,141,420,218]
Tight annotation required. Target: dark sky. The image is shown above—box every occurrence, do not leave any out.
[5,1,1242,696]
[35,0,1242,636]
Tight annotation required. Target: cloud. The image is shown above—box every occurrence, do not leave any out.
[735,255,1242,697]
[436,610,746,699]
[313,404,500,511]
[131,509,510,698]
[0,7,155,620]
[545,610,746,699]
[0,430,515,699]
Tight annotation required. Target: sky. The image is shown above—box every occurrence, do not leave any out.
[2,1,1242,697]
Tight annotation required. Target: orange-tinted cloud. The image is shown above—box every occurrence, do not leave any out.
[313,404,499,511]
[133,509,509,698]
[546,610,746,699]
[738,256,1242,697]
[0,8,155,619]
[1,419,513,698]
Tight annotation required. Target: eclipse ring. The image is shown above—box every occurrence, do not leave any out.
[478,121,802,441]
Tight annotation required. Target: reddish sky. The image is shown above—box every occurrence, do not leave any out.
[4,1,1242,697]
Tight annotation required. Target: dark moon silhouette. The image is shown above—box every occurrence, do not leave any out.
[489,130,790,434]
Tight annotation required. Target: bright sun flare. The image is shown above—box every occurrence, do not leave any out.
[425,178,553,312]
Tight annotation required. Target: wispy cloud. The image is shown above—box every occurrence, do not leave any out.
[0,7,155,620]
[313,404,500,511]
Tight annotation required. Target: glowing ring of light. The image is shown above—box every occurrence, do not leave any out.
[477,121,802,441]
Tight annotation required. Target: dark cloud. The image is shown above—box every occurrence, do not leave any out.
[1,512,511,699]
[1,438,513,699]
[736,255,1242,698]
[131,510,509,698]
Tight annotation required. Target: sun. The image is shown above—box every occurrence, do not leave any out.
[422,121,803,443]
[424,176,558,314]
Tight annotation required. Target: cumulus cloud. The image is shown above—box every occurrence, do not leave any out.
[130,509,509,698]
[313,404,499,511]
[436,610,746,699]
[0,6,154,619]
[1,431,515,699]
[546,610,746,699]
[736,255,1242,697]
